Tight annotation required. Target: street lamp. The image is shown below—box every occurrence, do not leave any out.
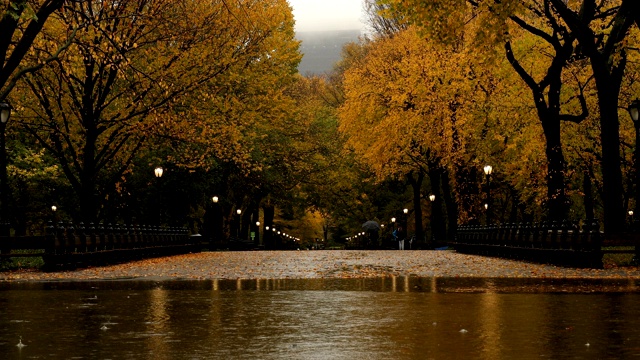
[235,209,242,240]
[0,101,11,235]
[629,99,640,222]
[0,102,11,123]
[629,99,640,123]
[484,165,493,225]
[210,196,222,248]
[403,207,409,228]
[429,194,435,202]
[154,166,164,225]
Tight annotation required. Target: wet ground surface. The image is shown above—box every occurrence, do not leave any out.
[1,250,639,286]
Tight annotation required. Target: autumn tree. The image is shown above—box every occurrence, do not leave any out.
[338,26,496,244]
[381,0,639,233]
[0,0,74,101]
[12,0,301,224]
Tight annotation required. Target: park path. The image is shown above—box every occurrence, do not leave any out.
[1,250,639,282]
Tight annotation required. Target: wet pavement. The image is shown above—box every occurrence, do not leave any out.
[1,250,639,282]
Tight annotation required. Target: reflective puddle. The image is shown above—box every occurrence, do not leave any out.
[1,277,639,359]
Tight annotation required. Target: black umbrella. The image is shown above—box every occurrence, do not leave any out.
[362,220,381,231]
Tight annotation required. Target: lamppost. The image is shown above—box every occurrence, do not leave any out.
[255,221,261,246]
[51,205,58,224]
[0,101,11,235]
[236,209,242,240]
[484,165,493,225]
[211,196,222,248]
[628,99,640,223]
[154,166,163,225]
[428,194,436,247]
[403,208,409,230]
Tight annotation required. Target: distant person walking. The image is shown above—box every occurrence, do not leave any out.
[393,225,406,250]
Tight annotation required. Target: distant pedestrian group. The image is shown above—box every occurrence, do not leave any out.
[393,225,407,250]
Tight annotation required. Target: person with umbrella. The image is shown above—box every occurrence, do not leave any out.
[362,220,380,249]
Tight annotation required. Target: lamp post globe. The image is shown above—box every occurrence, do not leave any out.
[0,102,12,123]
[628,99,640,123]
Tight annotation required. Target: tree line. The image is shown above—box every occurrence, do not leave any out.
[1,1,639,247]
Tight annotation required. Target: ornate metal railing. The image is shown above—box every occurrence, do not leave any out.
[0,221,199,268]
[453,221,606,268]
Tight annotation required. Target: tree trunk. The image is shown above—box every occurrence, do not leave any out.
[598,94,625,233]
[583,171,594,222]
[505,40,572,223]
[541,116,568,222]
[428,167,445,246]
[240,206,252,241]
[263,203,275,249]
[250,205,260,247]
[407,171,424,249]
[441,169,458,242]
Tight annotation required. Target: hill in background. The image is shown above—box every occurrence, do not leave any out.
[296,30,362,75]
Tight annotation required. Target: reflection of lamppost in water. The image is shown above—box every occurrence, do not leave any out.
[484,165,493,225]
[0,101,12,235]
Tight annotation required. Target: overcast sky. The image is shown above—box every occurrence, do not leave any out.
[288,0,366,32]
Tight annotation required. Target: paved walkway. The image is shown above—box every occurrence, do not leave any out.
[1,250,639,282]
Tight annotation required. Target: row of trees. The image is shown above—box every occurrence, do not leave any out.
[2,0,639,247]
[324,0,640,246]
[0,0,347,246]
